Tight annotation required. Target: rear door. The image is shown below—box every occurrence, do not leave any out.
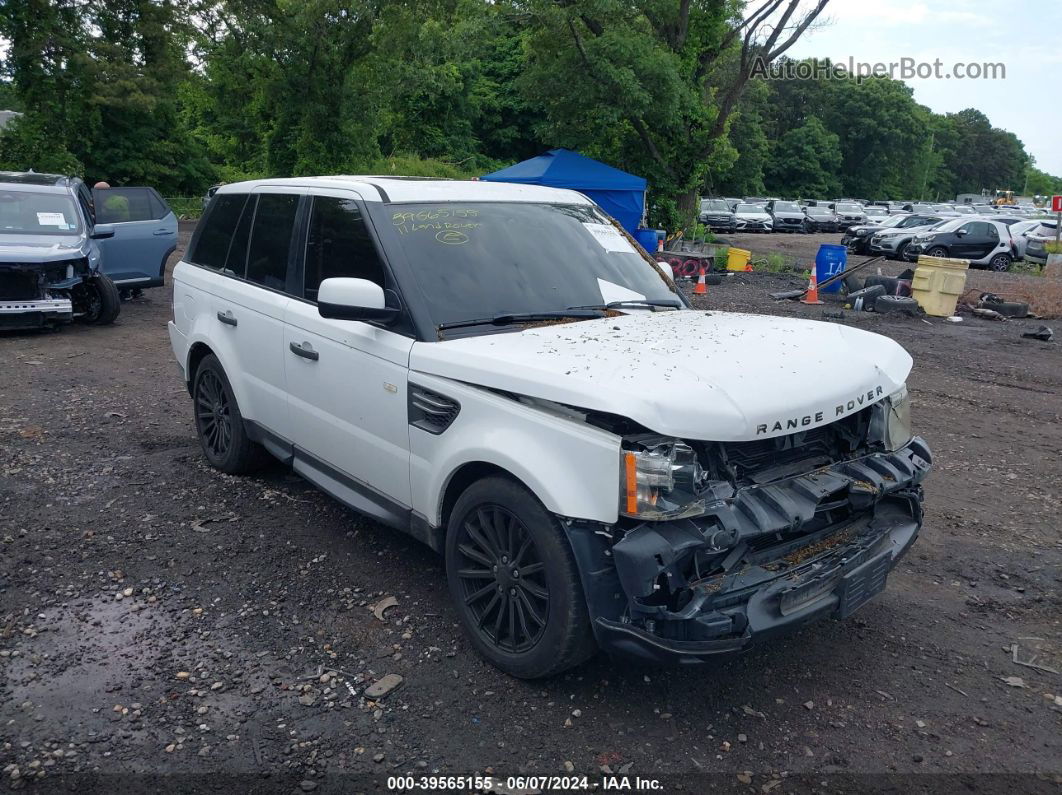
[92,187,178,288]
[178,190,296,443]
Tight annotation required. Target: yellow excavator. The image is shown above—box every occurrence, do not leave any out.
[988,189,1018,207]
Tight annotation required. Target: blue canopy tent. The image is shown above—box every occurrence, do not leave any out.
[481,149,647,234]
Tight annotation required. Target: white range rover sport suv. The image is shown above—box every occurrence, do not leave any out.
[169,177,931,678]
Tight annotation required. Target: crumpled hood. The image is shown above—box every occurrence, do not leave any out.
[0,235,89,264]
[411,310,912,441]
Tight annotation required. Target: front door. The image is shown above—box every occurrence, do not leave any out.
[92,187,178,287]
[282,190,414,513]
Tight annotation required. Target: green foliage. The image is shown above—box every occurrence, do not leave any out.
[0,115,83,174]
[763,116,841,199]
[762,252,788,272]
[0,4,1055,218]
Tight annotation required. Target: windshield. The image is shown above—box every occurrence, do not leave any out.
[865,207,886,215]
[735,203,763,213]
[807,207,832,217]
[386,203,679,329]
[879,214,909,228]
[700,199,729,212]
[935,219,967,232]
[835,203,861,213]
[0,190,81,236]
[772,202,800,212]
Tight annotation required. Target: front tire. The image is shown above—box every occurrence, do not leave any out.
[445,476,596,678]
[192,354,269,474]
[73,273,121,325]
[927,246,949,258]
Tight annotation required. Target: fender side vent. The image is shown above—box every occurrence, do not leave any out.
[409,385,460,434]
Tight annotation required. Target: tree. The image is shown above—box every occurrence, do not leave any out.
[517,0,829,222]
[762,115,839,197]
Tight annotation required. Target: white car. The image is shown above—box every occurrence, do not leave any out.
[733,202,773,232]
[169,177,932,677]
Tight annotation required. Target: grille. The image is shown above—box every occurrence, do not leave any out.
[710,407,872,485]
[0,269,44,301]
[408,385,460,434]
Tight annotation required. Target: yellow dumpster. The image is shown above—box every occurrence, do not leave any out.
[911,255,970,317]
[726,247,751,272]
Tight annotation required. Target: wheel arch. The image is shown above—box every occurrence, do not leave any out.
[185,341,215,395]
[438,461,534,533]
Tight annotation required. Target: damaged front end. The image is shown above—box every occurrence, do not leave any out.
[567,392,931,664]
[0,259,85,329]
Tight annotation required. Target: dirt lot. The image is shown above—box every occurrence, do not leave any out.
[1,226,1060,793]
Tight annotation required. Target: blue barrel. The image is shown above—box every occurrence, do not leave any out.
[816,244,848,293]
[634,228,659,253]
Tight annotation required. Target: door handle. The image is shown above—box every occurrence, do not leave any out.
[153,228,174,236]
[217,311,237,327]
[289,341,319,361]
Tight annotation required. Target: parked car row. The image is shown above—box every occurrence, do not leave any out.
[700,193,1058,238]
[849,211,1057,271]
[698,197,871,233]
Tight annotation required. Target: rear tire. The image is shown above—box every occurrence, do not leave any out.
[74,273,121,325]
[445,476,596,678]
[192,354,270,474]
[989,253,1012,272]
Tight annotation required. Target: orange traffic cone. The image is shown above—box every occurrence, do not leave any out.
[801,268,823,305]
[693,263,708,295]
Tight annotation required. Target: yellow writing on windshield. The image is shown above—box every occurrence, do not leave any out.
[392,208,479,224]
[393,208,482,239]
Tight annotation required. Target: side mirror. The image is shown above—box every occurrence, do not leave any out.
[317,277,401,324]
[955,228,968,237]
[91,224,115,239]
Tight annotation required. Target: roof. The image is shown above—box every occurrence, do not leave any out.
[481,149,647,191]
[0,179,70,195]
[215,176,593,205]
[0,171,73,187]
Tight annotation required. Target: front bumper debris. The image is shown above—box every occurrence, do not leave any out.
[0,298,73,329]
[566,437,931,664]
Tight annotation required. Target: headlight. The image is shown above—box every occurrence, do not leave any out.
[620,438,706,520]
[884,386,912,451]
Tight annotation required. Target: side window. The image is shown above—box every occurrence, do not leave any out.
[303,196,386,301]
[188,193,247,270]
[224,195,256,277]
[148,189,171,219]
[93,188,157,223]
[246,193,299,291]
[76,193,94,228]
[77,184,95,222]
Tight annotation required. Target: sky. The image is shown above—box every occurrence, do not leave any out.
[785,0,1062,178]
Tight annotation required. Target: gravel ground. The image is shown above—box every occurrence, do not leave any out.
[1,226,1060,793]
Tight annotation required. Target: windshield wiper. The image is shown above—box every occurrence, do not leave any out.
[567,299,684,311]
[437,309,605,332]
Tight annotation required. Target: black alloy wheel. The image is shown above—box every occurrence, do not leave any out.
[454,505,549,653]
[195,367,232,460]
[445,476,596,678]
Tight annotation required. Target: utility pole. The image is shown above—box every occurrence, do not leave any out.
[919,129,935,201]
